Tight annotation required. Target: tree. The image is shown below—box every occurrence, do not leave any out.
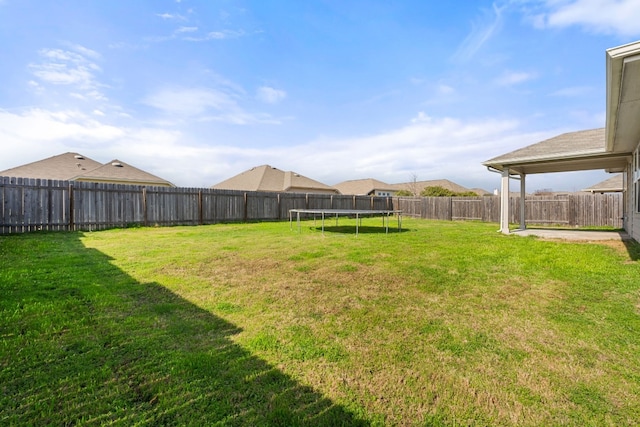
[420,186,478,197]
[421,186,456,197]
[407,172,420,197]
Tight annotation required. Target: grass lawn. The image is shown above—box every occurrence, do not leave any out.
[2,219,640,426]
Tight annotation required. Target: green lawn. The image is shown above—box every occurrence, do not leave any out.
[2,219,640,426]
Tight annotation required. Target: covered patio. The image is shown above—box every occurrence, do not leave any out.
[483,41,640,243]
[482,128,629,234]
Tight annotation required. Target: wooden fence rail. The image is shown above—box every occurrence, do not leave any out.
[0,177,624,234]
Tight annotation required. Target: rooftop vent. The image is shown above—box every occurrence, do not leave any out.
[74,155,84,160]
[111,162,123,167]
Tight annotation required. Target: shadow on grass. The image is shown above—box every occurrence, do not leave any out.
[623,239,640,261]
[313,226,408,235]
[0,232,369,426]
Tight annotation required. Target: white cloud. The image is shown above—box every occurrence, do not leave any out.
[0,107,188,184]
[452,3,506,62]
[156,13,186,21]
[549,86,592,97]
[142,86,284,125]
[28,46,106,101]
[0,106,594,190]
[143,87,237,116]
[183,29,246,41]
[256,86,286,104]
[176,26,198,33]
[410,112,432,124]
[0,109,123,143]
[270,114,542,188]
[437,84,455,95]
[149,26,246,43]
[536,0,640,37]
[494,70,537,86]
[69,44,101,60]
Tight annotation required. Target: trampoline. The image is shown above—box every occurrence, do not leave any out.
[289,209,403,236]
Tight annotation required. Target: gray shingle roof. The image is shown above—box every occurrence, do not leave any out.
[75,159,174,186]
[0,152,103,180]
[212,165,339,194]
[483,128,606,166]
[333,178,397,195]
[581,174,624,193]
[0,152,174,186]
[391,179,474,195]
[482,128,628,174]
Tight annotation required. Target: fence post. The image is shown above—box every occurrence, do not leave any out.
[68,182,74,231]
[243,192,248,222]
[46,179,53,231]
[142,187,148,227]
[198,190,203,225]
[277,193,281,220]
[449,197,453,221]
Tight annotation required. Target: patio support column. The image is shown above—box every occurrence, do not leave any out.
[519,173,526,230]
[500,168,510,234]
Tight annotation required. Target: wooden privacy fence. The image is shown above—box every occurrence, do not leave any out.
[0,177,624,234]
[0,177,393,234]
[395,193,624,228]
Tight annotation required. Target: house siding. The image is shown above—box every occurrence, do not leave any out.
[631,147,640,241]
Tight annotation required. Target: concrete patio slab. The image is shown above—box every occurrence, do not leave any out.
[510,228,631,241]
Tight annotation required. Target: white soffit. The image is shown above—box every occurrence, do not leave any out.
[606,41,640,153]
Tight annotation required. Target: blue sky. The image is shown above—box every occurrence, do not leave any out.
[1,0,640,192]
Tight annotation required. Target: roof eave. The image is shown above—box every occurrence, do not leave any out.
[484,151,629,175]
[605,41,640,153]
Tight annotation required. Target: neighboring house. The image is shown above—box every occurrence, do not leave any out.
[582,174,624,193]
[334,177,484,197]
[333,178,398,196]
[483,40,640,242]
[0,152,175,187]
[391,179,478,196]
[73,159,175,187]
[212,165,339,194]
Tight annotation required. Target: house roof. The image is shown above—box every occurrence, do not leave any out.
[581,174,624,193]
[0,152,175,186]
[391,179,474,195]
[333,178,479,196]
[482,128,629,175]
[74,159,175,186]
[212,165,339,194]
[471,188,492,196]
[333,178,397,195]
[0,152,103,181]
